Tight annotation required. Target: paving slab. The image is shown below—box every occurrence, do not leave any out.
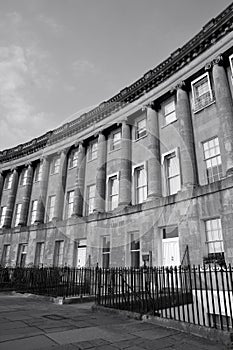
[0,295,227,350]
[0,335,56,350]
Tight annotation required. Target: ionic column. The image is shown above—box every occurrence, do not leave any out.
[212,55,233,176]
[0,171,4,206]
[3,168,19,228]
[35,157,49,224]
[119,120,131,206]
[176,81,197,188]
[146,105,162,198]
[53,149,68,220]
[18,163,34,226]
[72,142,86,217]
[95,132,107,212]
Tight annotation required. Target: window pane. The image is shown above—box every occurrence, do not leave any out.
[169,176,180,195]
[164,100,175,115]
[167,156,179,177]
[165,111,176,124]
[131,251,140,268]
[203,137,222,183]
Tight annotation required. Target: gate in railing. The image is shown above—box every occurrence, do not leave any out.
[96,265,233,331]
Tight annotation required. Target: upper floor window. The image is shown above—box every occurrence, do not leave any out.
[205,218,224,256]
[0,206,7,228]
[203,137,222,183]
[111,130,121,151]
[88,140,98,161]
[69,150,78,169]
[14,203,22,226]
[30,200,38,225]
[162,149,181,195]
[34,163,42,182]
[134,165,147,204]
[191,72,214,112]
[47,195,56,222]
[66,190,74,218]
[108,175,119,211]
[50,157,60,175]
[102,236,110,268]
[4,173,13,190]
[135,118,146,140]
[20,168,28,186]
[229,54,233,77]
[86,184,95,215]
[163,98,176,125]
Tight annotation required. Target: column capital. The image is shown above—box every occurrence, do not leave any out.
[176,80,186,91]
[213,55,224,66]
[142,101,155,110]
[57,147,69,156]
[205,61,213,71]
[74,140,83,148]
[10,166,18,172]
[40,155,48,163]
[25,161,32,167]
[94,129,105,138]
[120,118,130,126]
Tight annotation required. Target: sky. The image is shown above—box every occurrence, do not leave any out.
[0,0,232,151]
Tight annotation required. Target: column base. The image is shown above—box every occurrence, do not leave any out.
[93,209,105,214]
[71,213,83,218]
[118,202,131,208]
[52,217,60,222]
[226,168,233,177]
[146,194,161,201]
[34,220,43,225]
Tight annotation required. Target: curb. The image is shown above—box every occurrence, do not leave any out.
[0,291,95,305]
[92,304,233,349]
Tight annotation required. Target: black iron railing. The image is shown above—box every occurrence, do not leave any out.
[96,265,233,331]
[1,264,233,331]
[0,267,98,298]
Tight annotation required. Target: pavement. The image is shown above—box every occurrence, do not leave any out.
[0,294,227,350]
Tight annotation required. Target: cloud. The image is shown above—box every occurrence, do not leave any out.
[38,14,64,34]
[5,12,23,26]
[72,59,97,77]
[0,45,55,150]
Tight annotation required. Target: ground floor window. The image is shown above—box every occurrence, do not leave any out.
[130,233,140,268]
[1,244,10,267]
[16,244,28,267]
[74,239,87,268]
[205,218,224,255]
[102,236,110,268]
[34,242,45,267]
[53,240,64,267]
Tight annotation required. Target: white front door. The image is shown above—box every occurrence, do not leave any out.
[76,247,87,268]
[162,237,180,267]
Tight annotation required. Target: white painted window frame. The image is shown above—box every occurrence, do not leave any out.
[132,162,147,205]
[106,172,119,211]
[161,148,181,196]
[229,54,233,77]
[163,96,177,126]
[191,72,213,112]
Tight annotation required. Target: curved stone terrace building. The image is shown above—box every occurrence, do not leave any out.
[0,3,233,268]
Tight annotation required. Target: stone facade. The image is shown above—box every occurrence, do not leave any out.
[0,4,233,268]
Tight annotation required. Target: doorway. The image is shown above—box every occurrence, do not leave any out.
[74,239,87,268]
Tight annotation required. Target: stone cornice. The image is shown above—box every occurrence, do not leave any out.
[0,3,233,164]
